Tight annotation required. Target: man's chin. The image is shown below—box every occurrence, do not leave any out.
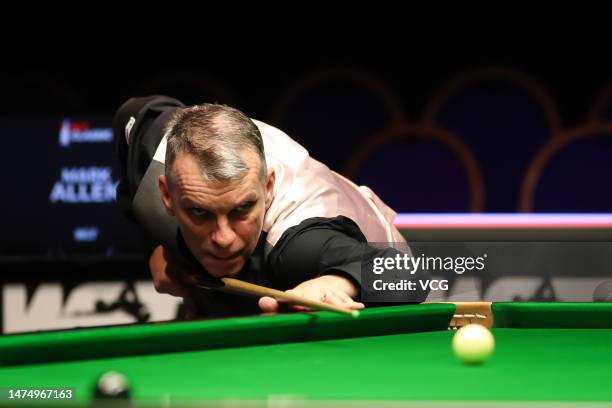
[201,257,245,278]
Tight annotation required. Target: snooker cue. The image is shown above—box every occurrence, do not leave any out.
[208,277,359,317]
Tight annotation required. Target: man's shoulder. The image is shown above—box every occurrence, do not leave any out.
[251,119,309,162]
[251,119,286,137]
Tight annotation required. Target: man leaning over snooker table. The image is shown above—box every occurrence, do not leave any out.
[113,95,430,317]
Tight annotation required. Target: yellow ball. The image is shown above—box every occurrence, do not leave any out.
[452,324,495,364]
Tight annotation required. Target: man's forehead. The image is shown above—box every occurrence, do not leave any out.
[172,172,258,196]
[175,180,259,210]
[171,149,262,178]
[170,154,259,200]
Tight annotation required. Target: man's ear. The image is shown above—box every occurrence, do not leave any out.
[159,175,175,216]
[265,167,275,209]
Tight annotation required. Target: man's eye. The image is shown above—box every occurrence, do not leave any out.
[239,203,254,211]
[229,203,254,218]
[190,207,207,217]
[237,202,255,213]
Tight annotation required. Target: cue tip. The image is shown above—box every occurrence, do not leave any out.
[351,310,360,318]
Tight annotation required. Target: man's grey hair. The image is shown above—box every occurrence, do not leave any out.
[164,104,266,185]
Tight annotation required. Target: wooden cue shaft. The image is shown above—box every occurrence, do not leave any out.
[219,277,356,316]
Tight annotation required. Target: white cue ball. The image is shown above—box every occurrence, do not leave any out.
[97,371,129,396]
[452,324,495,364]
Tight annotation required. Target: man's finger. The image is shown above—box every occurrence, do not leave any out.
[325,292,365,310]
[325,292,349,307]
[258,296,279,312]
[333,291,353,304]
[178,271,200,286]
[334,291,365,309]
[154,278,190,298]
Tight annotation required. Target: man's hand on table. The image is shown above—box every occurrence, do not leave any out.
[258,274,365,313]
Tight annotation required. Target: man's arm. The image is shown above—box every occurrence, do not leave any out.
[262,222,430,312]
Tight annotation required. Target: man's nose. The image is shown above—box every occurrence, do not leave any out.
[211,217,236,249]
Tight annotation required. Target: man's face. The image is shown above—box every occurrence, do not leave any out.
[159,150,274,278]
